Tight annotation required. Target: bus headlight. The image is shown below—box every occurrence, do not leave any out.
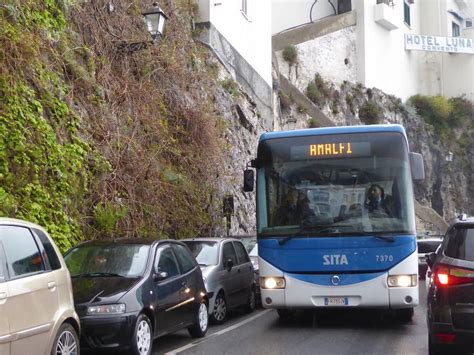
[260,277,286,289]
[387,275,417,287]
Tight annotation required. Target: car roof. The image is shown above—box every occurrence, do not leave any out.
[72,238,184,248]
[182,237,240,243]
[0,217,48,234]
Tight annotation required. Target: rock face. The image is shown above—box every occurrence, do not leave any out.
[213,66,268,236]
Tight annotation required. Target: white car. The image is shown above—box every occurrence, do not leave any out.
[0,218,80,355]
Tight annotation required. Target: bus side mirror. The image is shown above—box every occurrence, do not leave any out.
[410,152,425,181]
[243,169,254,192]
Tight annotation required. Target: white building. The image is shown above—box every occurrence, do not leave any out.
[273,0,474,102]
[195,0,273,128]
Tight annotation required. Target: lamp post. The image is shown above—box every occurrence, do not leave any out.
[142,2,168,42]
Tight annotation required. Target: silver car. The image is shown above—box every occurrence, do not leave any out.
[183,238,256,324]
[0,218,80,355]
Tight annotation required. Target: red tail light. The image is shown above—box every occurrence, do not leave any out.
[435,333,456,343]
[434,264,474,286]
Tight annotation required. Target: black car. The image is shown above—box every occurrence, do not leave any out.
[426,215,474,355]
[64,239,208,355]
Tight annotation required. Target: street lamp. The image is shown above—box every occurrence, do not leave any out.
[142,2,168,42]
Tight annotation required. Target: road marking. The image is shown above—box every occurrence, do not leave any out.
[163,309,272,355]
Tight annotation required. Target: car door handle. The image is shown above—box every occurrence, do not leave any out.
[47,281,56,290]
[237,268,241,273]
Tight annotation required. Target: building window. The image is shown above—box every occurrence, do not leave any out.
[452,22,460,37]
[404,1,411,27]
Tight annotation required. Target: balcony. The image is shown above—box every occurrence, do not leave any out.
[374,2,399,31]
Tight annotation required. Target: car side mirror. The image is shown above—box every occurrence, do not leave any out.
[243,169,254,192]
[225,258,234,271]
[426,252,436,268]
[153,271,168,281]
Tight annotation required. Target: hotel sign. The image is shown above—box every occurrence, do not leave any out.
[405,34,474,54]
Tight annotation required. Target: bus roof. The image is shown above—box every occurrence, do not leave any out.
[259,124,407,143]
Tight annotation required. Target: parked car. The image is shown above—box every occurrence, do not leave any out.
[183,238,256,324]
[231,235,257,254]
[417,237,443,279]
[248,243,261,301]
[0,218,80,355]
[64,239,208,355]
[426,215,474,355]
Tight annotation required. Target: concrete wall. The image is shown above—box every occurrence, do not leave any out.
[354,0,423,101]
[276,25,357,91]
[200,0,272,87]
[419,0,474,101]
[272,0,339,34]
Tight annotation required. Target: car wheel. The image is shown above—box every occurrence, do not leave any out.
[395,308,414,323]
[188,300,209,338]
[211,292,227,324]
[132,314,153,355]
[245,287,256,313]
[51,323,79,355]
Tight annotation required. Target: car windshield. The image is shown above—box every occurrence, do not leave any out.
[249,244,258,257]
[257,132,416,237]
[417,240,442,254]
[184,241,219,266]
[240,238,257,253]
[64,244,150,278]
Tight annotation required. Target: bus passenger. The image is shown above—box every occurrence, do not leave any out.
[277,188,315,226]
[364,184,393,216]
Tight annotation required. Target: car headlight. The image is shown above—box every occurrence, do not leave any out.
[387,275,417,287]
[260,277,286,289]
[87,304,126,315]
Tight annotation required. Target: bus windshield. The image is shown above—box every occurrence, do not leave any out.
[257,132,415,236]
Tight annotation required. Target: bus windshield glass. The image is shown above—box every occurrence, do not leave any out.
[257,132,415,237]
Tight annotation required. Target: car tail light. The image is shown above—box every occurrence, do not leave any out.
[434,333,456,343]
[434,264,474,286]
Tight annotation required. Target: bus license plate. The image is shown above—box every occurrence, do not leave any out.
[324,297,348,306]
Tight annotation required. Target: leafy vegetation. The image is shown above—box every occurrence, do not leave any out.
[408,95,473,141]
[282,45,298,65]
[359,101,382,125]
[0,0,226,250]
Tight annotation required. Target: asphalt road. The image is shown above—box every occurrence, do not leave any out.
[153,281,429,355]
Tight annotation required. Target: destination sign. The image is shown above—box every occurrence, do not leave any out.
[290,142,371,160]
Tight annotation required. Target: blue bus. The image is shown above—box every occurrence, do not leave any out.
[243,124,424,321]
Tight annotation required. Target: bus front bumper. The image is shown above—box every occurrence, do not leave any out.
[259,258,419,310]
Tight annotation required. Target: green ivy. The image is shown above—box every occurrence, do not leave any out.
[0,0,103,252]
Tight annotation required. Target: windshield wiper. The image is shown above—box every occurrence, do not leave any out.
[278,225,353,245]
[278,225,396,245]
[72,272,125,278]
[350,231,395,243]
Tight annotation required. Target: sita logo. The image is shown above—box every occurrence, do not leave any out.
[323,254,348,265]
